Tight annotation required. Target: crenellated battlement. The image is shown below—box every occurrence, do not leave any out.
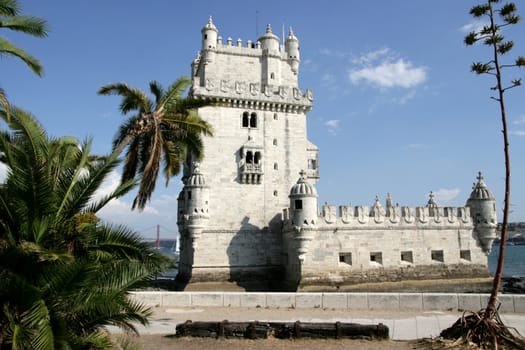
[191,80,313,112]
[317,204,472,226]
[210,36,293,60]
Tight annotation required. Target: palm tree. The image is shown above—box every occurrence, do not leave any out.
[0,106,171,349]
[0,0,48,75]
[1,0,49,121]
[98,77,213,210]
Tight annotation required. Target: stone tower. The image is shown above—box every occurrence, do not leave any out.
[177,18,318,289]
[466,172,498,253]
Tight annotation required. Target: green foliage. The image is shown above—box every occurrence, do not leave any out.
[465,1,523,94]
[0,0,48,122]
[0,107,171,349]
[0,0,49,76]
[99,77,214,210]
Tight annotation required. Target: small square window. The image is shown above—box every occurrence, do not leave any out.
[370,252,383,265]
[460,250,471,261]
[295,199,303,210]
[339,253,352,265]
[431,250,444,263]
[401,251,413,263]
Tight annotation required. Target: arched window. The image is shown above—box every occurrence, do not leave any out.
[241,111,257,128]
[242,112,249,127]
[246,151,253,164]
[250,113,257,128]
[270,72,275,79]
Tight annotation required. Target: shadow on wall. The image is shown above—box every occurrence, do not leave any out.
[226,215,285,291]
[173,231,192,291]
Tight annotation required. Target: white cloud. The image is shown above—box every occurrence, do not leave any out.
[434,188,461,204]
[321,73,335,83]
[325,119,340,127]
[513,115,525,125]
[405,143,427,150]
[392,90,417,104]
[92,169,122,202]
[97,189,180,238]
[460,19,488,33]
[352,48,391,65]
[349,58,427,88]
[323,119,341,135]
[510,130,525,136]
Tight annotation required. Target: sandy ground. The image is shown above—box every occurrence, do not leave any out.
[116,334,420,350]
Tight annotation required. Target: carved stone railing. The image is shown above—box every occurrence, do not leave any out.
[286,204,473,227]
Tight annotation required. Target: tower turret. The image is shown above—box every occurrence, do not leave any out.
[289,170,318,228]
[466,172,497,254]
[258,24,280,53]
[183,162,210,222]
[289,170,318,262]
[285,27,300,74]
[201,16,218,63]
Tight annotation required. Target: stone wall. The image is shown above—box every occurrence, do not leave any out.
[130,291,525,313]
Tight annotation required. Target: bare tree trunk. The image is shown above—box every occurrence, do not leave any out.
[484,5,511,318]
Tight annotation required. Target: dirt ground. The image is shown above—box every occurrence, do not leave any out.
[118,334,420,350]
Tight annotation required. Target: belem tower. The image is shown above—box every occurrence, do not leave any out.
[175,18,498,292]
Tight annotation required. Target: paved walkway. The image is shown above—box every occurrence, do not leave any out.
[108,307,525,340]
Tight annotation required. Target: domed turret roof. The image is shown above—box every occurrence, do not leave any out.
[286,27,298,42]
[290,171,317,197]
[258,24,279,41]
[202,16,218,32]
[469,172,495,200]
[187,162,206,186]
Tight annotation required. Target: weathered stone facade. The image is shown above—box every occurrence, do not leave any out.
[176,18,498,292]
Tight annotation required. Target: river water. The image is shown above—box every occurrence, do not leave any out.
[488,244,525,277]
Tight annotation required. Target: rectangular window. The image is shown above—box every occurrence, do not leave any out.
[339,253,352,265]
[295,199,303,210]
[370,252,383,265]
[187,190,192,200]
[401,251,413,263]
[460,250,471,261]
[431,250,444,263]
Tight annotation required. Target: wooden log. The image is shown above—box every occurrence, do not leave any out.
[175,320,389,340]
[271,321,389,339]
[175,321,218,338]
[176,320,271,339]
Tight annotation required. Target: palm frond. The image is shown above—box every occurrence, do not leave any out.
[121,136,141,183]
[0,37,44,76]
[84,178,136,214]
[161,76,191,107]
[133,126,162,210]
[98,83,151,115]
[161,139,186,184]
[57,155,121,219]
[0,15,49,37]
[149,80,165,104]
[0,87,10,121]
[0,0,19,16]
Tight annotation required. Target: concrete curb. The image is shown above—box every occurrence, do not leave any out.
[130,292,525,313]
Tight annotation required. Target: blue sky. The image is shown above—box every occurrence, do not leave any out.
[2,1,524,239]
